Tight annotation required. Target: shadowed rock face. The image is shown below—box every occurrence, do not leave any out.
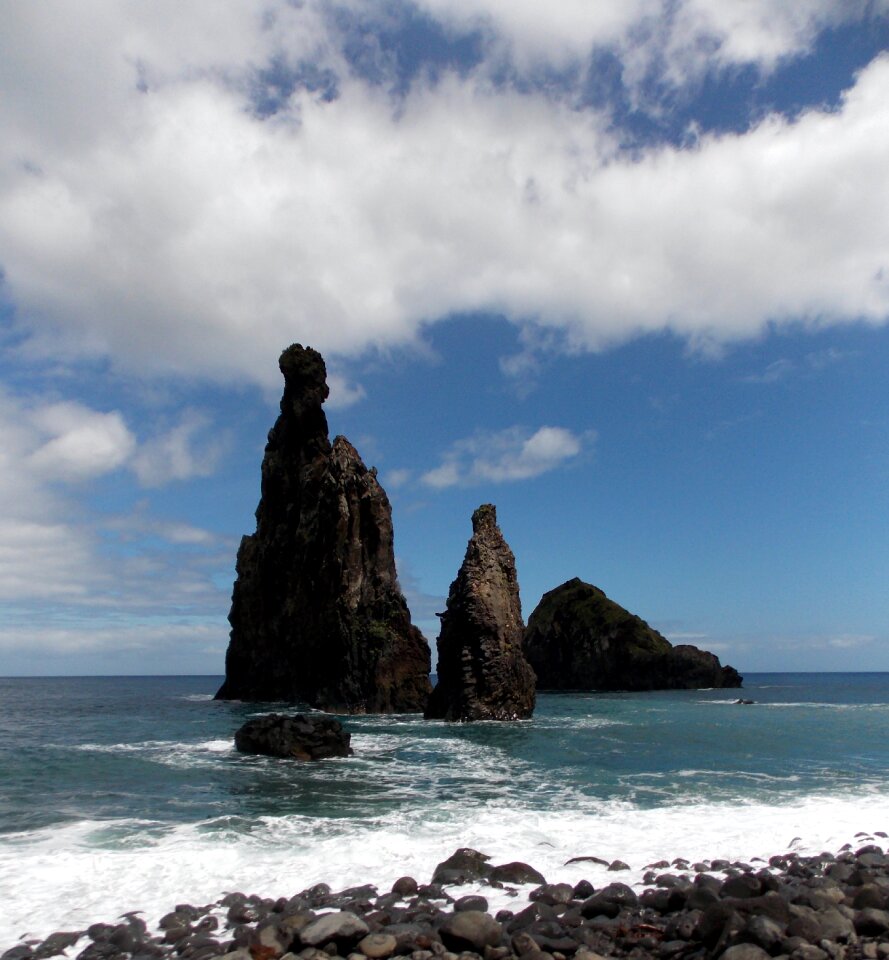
[216,344,431,713]
[425,504,536,721]
[523,577,742,691]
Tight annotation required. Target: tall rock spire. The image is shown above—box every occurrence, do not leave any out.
[425,504,536,721]
[215,344,431,713]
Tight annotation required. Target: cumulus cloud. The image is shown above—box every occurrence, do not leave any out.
[131,411,227,487]
[421,425,586,488]
[326,372,367,410]
[28,403,136,481]
[410,0,875,83]
[0,390,229,616]
[0,4,887,390]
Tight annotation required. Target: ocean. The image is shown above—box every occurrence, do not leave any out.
[1,673,887,947]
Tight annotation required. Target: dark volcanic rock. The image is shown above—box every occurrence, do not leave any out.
[432,849,495,885]
[523,577,742,691]
[234,713,353,760]
[425,504,536,721]
[216,344,431,713]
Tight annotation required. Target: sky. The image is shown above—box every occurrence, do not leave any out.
[1,1,889,676]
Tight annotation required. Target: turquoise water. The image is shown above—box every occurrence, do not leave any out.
[0,673,887,944]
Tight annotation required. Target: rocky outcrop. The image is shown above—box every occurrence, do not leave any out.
[215,344,431,713]
[523,577,742,690]
[425,504,536,721]
[667,643,743,688]
[234,713,353,760]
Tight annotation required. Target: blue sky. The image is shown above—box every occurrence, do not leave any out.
[1,1,888,676]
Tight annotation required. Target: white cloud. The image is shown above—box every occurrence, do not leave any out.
[131,411,226,487]
[326,372,367,410]
[0,389,230,617]
[28,403,136,481]
[0,6,887,389]
[0,621,221,655]
[385,468,413,490]
[827,633,874,649]
[0,519,103,602]
[412,0,864,82]
[421,425,586,488]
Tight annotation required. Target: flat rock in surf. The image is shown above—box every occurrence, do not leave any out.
[523,577,743,691]
[234,713,353,760]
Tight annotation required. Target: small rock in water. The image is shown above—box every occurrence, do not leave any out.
[431,849,494,886]
[2,948,35,960]
[490,863,546,886]
[234,713,353,761]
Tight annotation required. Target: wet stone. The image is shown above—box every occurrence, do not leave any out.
[2,948,35,960]
[76,944,120,960]
[722,875,762,899]
[438,912,502,953]
[34,933,83,959]
[454,898,489,914]
[299,913,370,949]
[393,878,420,898]
[529,886,574,907]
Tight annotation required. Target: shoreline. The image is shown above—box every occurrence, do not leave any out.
[3,837,888,960]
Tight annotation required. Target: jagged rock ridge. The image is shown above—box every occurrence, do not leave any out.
[523,577,742,691]
[425,504,536,721]
[216,344,431,713]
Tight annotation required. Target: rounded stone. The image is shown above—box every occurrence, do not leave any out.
[438,911,503,953]
[855,908,889,936]
[392,877,419,897]
[718,945,771,960]
[454,896,488,913]
[357,934,398,959]
[299,912,370,948]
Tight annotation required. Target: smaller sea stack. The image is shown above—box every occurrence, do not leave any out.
[425,504,536,721]
[523,577,742,691]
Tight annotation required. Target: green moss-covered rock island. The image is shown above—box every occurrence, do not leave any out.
[523,577,742,691]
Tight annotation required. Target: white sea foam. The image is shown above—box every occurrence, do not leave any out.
[698,698,889,710]
[72,739,234,767]
[2,792,888,948]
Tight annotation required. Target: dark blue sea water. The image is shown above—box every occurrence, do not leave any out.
[1,673,887,944]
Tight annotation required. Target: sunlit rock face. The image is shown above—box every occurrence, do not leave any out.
[216,344,431,714]
[425,504,537,721]
[523,577,742,691]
